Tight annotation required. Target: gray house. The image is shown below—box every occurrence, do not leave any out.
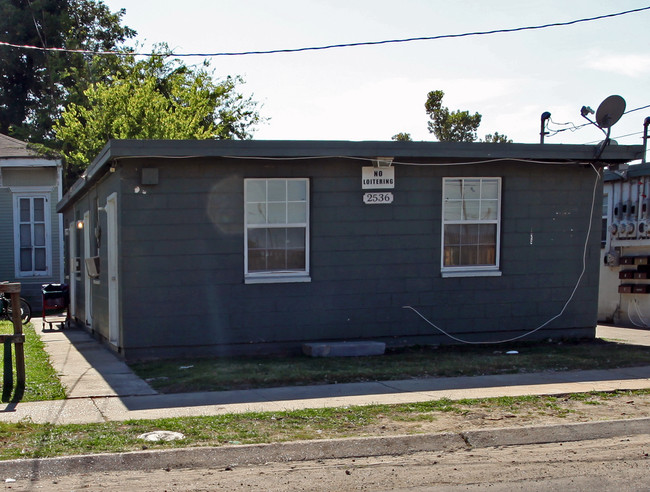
[0,134,63,309]
[57,139,642,360]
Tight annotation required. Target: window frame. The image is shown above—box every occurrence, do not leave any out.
[244,178,310,284]
[13,192,52,278]
[441,177,502,278]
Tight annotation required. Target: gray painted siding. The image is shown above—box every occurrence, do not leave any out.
[0,169,63,310]
[85,157,602,359]
[0,189,14,282]
[62,174,121,342]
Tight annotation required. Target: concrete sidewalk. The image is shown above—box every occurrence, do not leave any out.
[0,320,649,425]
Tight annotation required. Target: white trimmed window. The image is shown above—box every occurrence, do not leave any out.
[244,178,310,283]
[13,193,52,277]
[442,177,501,277]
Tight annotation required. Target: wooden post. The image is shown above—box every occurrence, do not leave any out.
[0,283,25,388]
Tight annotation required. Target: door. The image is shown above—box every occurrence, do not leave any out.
[106,193,119,346]
[83,210,92,327]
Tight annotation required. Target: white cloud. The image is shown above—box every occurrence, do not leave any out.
[585,53,650,78]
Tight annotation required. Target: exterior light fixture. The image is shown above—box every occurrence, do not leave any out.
[374,157,394,168]
[76,220,84,230]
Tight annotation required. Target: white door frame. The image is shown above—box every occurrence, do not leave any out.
[68,221,77,318]
[106,193,119,346]
[83,210,92,327]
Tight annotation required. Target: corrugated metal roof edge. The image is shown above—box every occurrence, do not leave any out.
[57,139,644,212]
[605,162,650,182]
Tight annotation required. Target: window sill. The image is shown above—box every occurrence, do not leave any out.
[245,274,311,285]
[441,269,502,278]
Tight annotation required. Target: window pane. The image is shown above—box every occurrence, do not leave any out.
[480,200,498,220]
[463,200,480,220]
[288,180,307,201]
[463,179,481,199]
[478,245,496,265]
[34,224,45,246]
[246,180,266,202]
[444,246,460,266]
[444,225,461,246]
[34,248,46,270]
[33,198,45,221]
[444,201,462,221]
[478,224,496,244]
[460,245,479,265]
[20,249,32,271]
[247,228,267,249]
[20,224,31,247]
[20,199,30,222]
[246,203,266,224]
[267,203,287,224]
[267,180,286,202]
[286,227,305,248]
[248,250,267,272]
[286,249,305,270]
[481,180,499,199]
[444,179,462,200]
[287,202,306,223]
[461,224,479,245]
[267,250,286,270]
[268,228,286,249]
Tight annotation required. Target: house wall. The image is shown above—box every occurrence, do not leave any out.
[63,173,121,341]
[0,165,62,309]
[60,156,602,360]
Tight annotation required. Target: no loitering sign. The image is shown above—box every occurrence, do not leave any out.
[361,167,395,189]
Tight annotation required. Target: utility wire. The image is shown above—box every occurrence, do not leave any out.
[0,6,648,57]
[547,103,650,138]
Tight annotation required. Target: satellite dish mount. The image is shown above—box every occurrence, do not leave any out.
[581,95,626,140]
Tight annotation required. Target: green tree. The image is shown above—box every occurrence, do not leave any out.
[482,132,513,143]
[425,90,482,142]
[0,0,135,143]
[55,51,262,177]
[391,132,412,142]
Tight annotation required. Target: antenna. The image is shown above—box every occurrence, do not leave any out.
[580,95,626,146]
[595,95,626,129]
[580,95,626,160]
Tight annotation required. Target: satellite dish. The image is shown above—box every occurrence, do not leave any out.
[595,95,626,129]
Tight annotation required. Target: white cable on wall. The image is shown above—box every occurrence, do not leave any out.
[403,163,601,345]
[630,297,650,328]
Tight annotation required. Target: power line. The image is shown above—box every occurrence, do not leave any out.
[547,104,650,138]
[0,5,648,58]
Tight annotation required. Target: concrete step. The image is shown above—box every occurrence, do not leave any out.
[303,341,386,357]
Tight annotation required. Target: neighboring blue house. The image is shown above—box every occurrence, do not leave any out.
[0,134,64,309]
[57,139,642,360]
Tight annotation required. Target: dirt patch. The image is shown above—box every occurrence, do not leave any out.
[321,392,650,440]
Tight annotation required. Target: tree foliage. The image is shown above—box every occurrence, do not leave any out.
[482,132,513,144]
[0,0,135,143]
[55,51,262,175]
[391,132,412,142]
[425,90,482,142]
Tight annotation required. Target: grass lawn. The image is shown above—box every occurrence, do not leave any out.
[0,388,647,461]
[130,338,650,394]
[0,321,65,402]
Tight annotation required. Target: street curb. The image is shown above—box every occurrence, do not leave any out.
[462,416,650,448]
[1,417,649,480]
[0,432,465,480]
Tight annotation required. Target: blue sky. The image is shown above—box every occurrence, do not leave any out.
[102,0,650,151]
